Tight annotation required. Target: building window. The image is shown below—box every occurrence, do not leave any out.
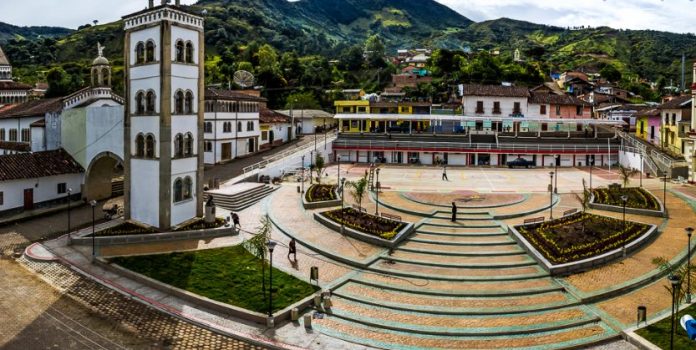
[204,122,213,133]
[185,42,194,64]
[174,133,184,158]
[57,183,67,194]
[540,105,547,115]
[237,121,242,132]
[21,129,30,142]
[0,191,3,205]
[9,129,17,142]
[135,42,145,64]
[223,122,231,133]
[513,102,522,114]
[183,176,193,200]
[492,101,501,114]
[357,106,366,113]
[247,121,254,131]
[184,133,194,157]
[576,105,582,116]
[204,141,213,152]
[174,90,184,114]
[555,105,561,116]
[185,91,194,114]
[146,91,156,114]
[476,101,484,114]
[673,114,677,125]
[175,40,185,62]
[0,128,5,141]
[173,178,183,202]
[135,133,145,157]
[145,134,156,158]
[146,41,155,62]
[135,91,145,114]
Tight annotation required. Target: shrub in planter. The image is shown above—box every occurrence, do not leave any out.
[305,184,338,203]
[592,187,660,210]
[323,208,405,240]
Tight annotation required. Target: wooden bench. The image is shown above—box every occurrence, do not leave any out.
[524,217,544,225]
[381,213,402,221]
[563,209,579,217]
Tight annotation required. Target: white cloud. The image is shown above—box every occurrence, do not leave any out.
[436,0,696,33]
[0,0,695,34]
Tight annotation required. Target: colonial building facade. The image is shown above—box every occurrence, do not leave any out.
[123,1,205,229]
[0,45,31,105]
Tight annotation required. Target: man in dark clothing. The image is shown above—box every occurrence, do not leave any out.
[288,238,297,261]
[232,213,240,229]
[442,166,449,181]
[451,202,457,222]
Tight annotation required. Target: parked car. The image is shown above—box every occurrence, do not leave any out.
[507,158,535,168]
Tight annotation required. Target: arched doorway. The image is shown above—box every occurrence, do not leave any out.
[84,152,124,201]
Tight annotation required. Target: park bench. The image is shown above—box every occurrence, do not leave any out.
[523,217,544,225]
[381,213,402,221]
[563,209,579,217]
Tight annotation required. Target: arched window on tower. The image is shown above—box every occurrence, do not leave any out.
[146,91,156,114]
[146,41,155,62]
[145,134,156,158]
[135,133,145,157]
[173,178,183,202]
[135,42,145,64]
[184,133,194,157]
[174,90,184,114]
[223,122,231,133]
[185,42,194,64]
[183,177,193,200]
[135,91,145,114]
[175,40,184,62]
[184,91,194,114]
[174,133,184,158]
[204,122,213,133]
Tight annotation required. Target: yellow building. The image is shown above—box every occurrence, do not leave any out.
[659,95,692,155]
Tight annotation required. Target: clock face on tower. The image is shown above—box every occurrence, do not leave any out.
[123,2,205,230]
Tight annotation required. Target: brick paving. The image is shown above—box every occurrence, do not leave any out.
[403,191,525,208]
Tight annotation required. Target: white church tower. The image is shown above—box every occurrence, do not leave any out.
[123,0,205,229]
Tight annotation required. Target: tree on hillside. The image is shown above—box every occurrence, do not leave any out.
[285,91,320,110]
[600,64,622,83]
[46,67,82,98]
[364,35,386,68]
[339,45,365,71]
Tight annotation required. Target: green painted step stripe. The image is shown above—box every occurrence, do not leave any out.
[386,256,537,269]
[422,222,502,228]
[367,265,549,282]
[327,305,601,337]
[409,237,517,246]
[396,246,526,256]
[415,230,509,237]
[334,288,579,316]
[431,215,495,221]
[349,277,566,298]
[312,317,619,350]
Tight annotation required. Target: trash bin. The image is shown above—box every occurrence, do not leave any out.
[637,306,647,327]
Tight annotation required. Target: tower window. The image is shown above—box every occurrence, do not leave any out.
[146,91,156,114]
[183,176,193,200]
[237,122,242,132]
[223,122,231,133]
[174,90,184,114]
[184,133,194,157]
[135,133,145,157]
[175,40,185,62]
[135,42,145,64]
[204,141,212,152]
[204,122,213,133]
[135,91,145,114]
[185,42,194,63]
[173,178,183,202]
[145,134,156,158]
[184,91,194,114]
[146,41,155,62]
[174,133,184,158]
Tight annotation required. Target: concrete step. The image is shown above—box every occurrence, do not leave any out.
[410,233,514,245]
[207,186,277,212]
[416,225,507,235]
[398,241,525,256]
[369,258,548,281]
[388,250,536,268]
[423,220,501,229]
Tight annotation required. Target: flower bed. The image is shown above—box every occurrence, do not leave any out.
[305,184,338,203]
[591,187,660,210]
[514,212,651,265]
[88,218,225,237]
[323,208,406,240]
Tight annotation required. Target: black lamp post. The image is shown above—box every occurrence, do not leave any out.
[266,240,277,320]
[549,172,554,220]
[301,155,305,194]
[669,274,682,350]
[324,122,327,150]
[340,178,346,210]
[337,156,341,186]
[375,169,381,215]
[314,126,317,153]
[309,151,314,184]
[639,153,643,188]
[90,200,97,262]
[66,188,72,244]
[621,195,628,229]
[687,227,694,304]
[663,171,668,213]
[554,155,559,194]
[589,159,594,191]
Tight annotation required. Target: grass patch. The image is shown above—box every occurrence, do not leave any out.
[515,213,651,264]
[636,303,696,349]
[111,245,317,313]
[592,187,660,210]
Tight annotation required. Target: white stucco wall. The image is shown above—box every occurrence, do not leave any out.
[0,174,83,212]
[130,159,159,227]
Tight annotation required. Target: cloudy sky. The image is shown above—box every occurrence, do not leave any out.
[1,0,695,33]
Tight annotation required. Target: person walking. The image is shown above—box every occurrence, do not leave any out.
[442,165,449,181]
[232,212,240,229]
[451,202,457,222]
[288,238,297,261]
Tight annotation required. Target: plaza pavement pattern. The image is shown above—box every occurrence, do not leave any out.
[22,165,688,350]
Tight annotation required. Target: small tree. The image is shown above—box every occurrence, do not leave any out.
[348,174,369,210]
[652,256,696,303]
[243,215,272,297]
[618,165,639,188]
[314,153,325,183]
[574,179,591,213]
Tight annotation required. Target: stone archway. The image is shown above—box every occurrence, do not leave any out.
[84,152,124,201]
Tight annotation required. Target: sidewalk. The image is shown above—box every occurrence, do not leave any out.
[0,199,86,227]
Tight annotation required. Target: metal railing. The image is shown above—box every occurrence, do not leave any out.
[242,133,337,176]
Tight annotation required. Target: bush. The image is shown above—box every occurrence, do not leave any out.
[323,208,404,240]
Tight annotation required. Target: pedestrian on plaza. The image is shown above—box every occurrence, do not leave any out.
[232,212,240,229]
[442,165,449,181]
[451,202,457,222]
[288,238,297,261]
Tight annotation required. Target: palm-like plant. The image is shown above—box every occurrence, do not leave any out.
[618,165,639,189]
[347,174,368,210]
[314,153,325,183]
[652,256,696,303]
[243,214,272,297]
[573,179,591,234]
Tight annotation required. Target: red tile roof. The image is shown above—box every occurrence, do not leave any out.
[0,149,84,181]
[259,108,290,124]
[659,95,692,110]
[0,98,62,119]
[529,92,591,106]
[461,84,530,98]
[0,141,31,152]
[205,88,267,102]
[0,81,32,91]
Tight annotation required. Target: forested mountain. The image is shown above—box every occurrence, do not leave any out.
[0,22,73,42]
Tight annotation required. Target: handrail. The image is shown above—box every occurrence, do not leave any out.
[333,138,619,153]
[242,133,337,175]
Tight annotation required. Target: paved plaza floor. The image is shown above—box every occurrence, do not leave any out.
[14,164,691,349]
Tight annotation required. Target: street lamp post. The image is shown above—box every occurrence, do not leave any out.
[554,155,559,194]
[549,172,554,220]
[324,122,327,150]
[337,156,341,186]
[375,169,381,215]
[310,151,314,184]
[687,227,695,303]
[640,153,643,188]
[669,274,682,350]
[314,126,317,153]
[663,171,668,213]
[621,195,628,229]
[340,177,346,234]
[590,159,594,191]
[90,200,97,262]
[266,240,277,322]
[301,155,305,194]
[66,188,72,244]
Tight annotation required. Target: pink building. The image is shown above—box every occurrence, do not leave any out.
[527,92,592,119]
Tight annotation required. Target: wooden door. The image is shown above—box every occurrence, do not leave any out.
[23,189,33,210]
[221,143,232,160]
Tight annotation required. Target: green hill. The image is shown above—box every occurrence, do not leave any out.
[0,22,73,42]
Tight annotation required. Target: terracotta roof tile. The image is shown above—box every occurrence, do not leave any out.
[0,141,31,152]
[0,81,32,91]
[461,84,529,98]
[529,92,591,106]
[0,98,62,119]
[659,95,692,110]
[259,108,290,124]
[0,149,84,181]
[205,88,267,102]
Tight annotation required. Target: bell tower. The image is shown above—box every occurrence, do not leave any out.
[122,1,205,229]
[91,43,112,87]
